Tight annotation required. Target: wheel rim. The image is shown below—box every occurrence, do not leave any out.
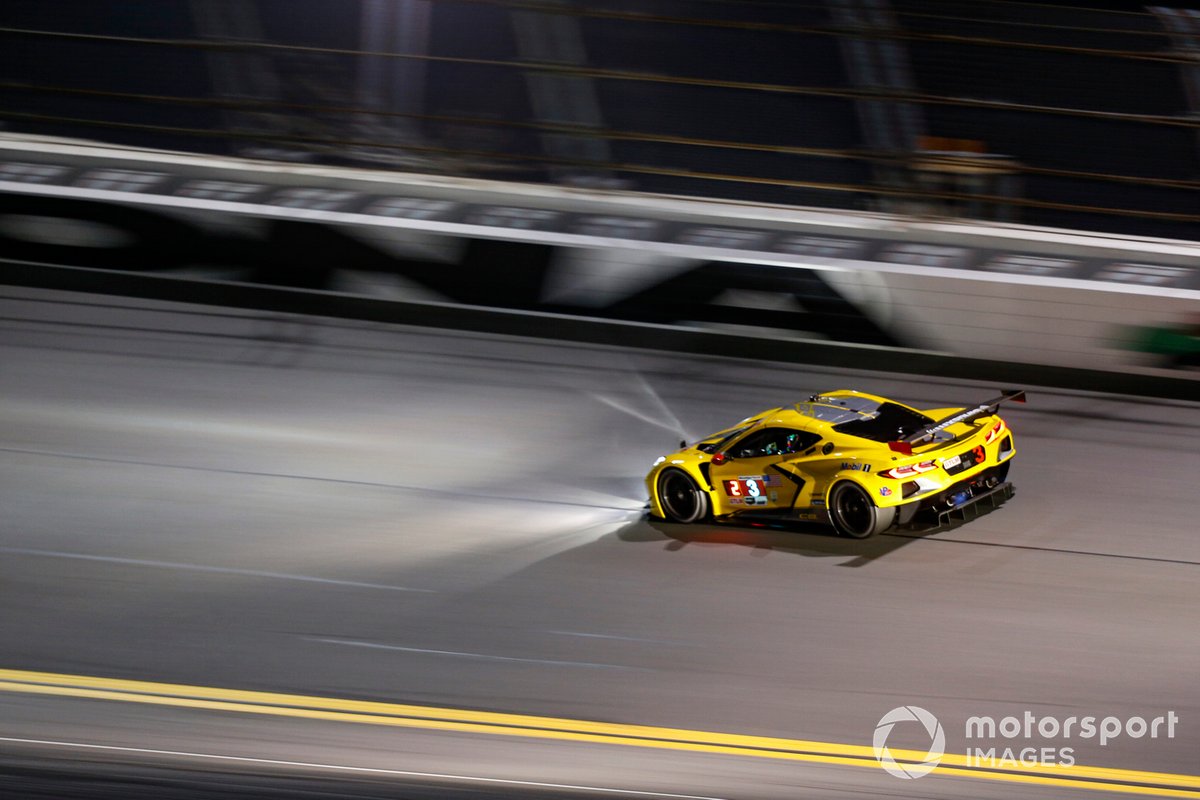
[660,471,700,521]
[833,484,873,536]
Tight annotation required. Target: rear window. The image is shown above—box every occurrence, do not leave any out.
[831,402,932,443]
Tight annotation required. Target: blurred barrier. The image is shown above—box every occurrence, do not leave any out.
[1,136,1197,395]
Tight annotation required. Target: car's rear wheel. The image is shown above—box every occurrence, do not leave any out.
[657,469,709,523]
[829,481,896,539]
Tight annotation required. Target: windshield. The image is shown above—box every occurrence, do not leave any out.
[696,423,757,453]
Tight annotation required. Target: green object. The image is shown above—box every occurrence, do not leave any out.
[1130,326,1200,356]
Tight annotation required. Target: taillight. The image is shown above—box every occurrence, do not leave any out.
[880,461,937,479]
[984,419,1006,443]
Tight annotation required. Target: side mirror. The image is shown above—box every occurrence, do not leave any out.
[680,440,687,449]
[711,452,730,465]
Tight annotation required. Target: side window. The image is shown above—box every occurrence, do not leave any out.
[731,428,820,459]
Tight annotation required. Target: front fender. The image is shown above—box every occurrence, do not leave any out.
[646,460,712,518]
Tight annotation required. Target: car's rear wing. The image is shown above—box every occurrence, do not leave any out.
[888,390,1026,455]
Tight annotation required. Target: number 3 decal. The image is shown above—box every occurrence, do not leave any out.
[972,446,985,463]
[746,479,761,497]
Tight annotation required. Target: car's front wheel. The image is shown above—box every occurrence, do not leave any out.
[829,481,896,538]
[656,469,709,523]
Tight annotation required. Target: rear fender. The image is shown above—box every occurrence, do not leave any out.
[826,472,899,509]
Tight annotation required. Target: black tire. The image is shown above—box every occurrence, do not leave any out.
[656,469,709,523]
[829,481,896,539]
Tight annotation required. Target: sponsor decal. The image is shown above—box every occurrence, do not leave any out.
[926,407,983,434]
[879,486,893,497]
[943,446,987,475]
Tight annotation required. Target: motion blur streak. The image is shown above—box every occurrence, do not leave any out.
[2,669,1200,797]
[0,738,731,800]
[0,547,433,592]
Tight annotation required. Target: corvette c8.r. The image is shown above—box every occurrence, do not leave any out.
[646,389,1023,538]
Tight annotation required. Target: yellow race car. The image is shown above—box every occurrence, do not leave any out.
[646,389,1023,537]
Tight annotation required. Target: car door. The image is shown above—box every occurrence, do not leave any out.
[708,427,821,512]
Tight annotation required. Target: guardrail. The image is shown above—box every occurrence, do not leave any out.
[1,135,1197,391]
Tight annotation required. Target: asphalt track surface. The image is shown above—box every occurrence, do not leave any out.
[1,286,1198,799]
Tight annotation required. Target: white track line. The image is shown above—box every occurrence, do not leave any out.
[546,630,695,647]
[306,637,652,671]
[0,736,729,799]
[0,548,433,593]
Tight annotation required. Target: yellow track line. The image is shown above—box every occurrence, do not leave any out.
[1,669,1196,797]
